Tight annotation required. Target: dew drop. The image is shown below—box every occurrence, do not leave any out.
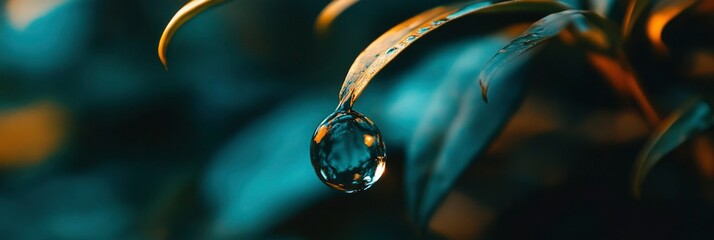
[310,110,387,193]
[386,47,398,55]
[417,27,430,34]
[406,35,417,42]
[432,19,447,26]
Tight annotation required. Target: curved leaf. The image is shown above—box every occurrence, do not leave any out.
[478,10,618,101]
[335,0,570,109]
[203,95,333,237]
[622,0,649,37]
[587,52,661,126]
[314,0,359,35]
[158,0,224,69]
[406,35,528,228]
[646,0,697,54]
[632,98,714,198]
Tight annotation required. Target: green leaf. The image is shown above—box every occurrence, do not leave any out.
[632,98,714,198]
[335,0,570,109]
[158,0,225,69]
[478,10,618,101]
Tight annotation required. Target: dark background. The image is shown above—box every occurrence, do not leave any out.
[1,0,713,239]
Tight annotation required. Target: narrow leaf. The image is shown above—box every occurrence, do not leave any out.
[646,0,697,54]
[406,35,528,228]
[336,0,570,109]
[632,98,714,198]
[587,52,661,126]
[622,0,649,37]
[479,10,614,101]
[158,0,224,69]
[314,0,359,35]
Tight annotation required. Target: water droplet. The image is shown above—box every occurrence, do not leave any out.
[386,47,398,55]
[310,110,387,193]
[406,35,417,42]
[417,27,430,34]
[432,19,447,26]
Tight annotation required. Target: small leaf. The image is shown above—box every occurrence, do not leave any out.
[335,0,570,109]
[314,0,359,35]
[478,10,616,101]
[158,0,224,69]
[622,0,649,37]
[632,98,714,198]
[646,0,698,54]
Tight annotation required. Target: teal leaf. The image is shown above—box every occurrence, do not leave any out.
[406,35,529,228]
[203,95,333,237]
[479,10,618,101]
[632,98,714,198]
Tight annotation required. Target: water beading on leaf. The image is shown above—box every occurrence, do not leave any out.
[335,0,570,110]
[478,10,618,102]
[314,0,359,35]
[632,98,714,198]
[158,0,224,69]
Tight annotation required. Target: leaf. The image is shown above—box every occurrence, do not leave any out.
[587,52,661,126]
[478,10,618,101]
[406,35,529,228]
[632,98,714,198]
[622,0,649,37]
[335,0,570,109]
[158,0,224,69]
[646,0,698,54]
[203,95,333,237]
[314,0,359,35]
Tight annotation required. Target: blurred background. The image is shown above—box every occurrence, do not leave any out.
[1,0,714,239]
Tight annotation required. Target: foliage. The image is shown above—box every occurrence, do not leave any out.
[1,0,713,238]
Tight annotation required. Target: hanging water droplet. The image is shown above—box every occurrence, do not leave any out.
[310,110,387,193]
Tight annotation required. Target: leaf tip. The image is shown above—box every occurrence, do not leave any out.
[479,79,489,103]
[159,51,169,71]
[314,0,358,37]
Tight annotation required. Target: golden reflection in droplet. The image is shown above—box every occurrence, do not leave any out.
[647,0,696,53]
[363,134,374,147]
[353,173,361,180]
[5,0,68,30]
[314,125,330,144]
[314,0,359,34]
[372,158,386,183]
